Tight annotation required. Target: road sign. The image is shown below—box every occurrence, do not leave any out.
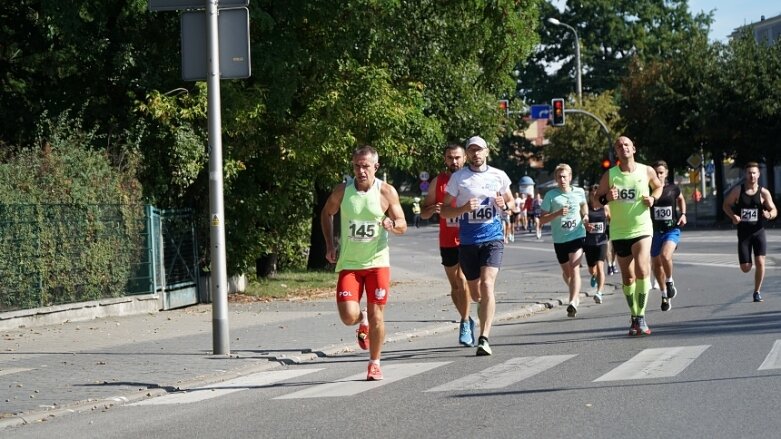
[530,104,551,120]
[687,153,701,169]
[149,0,248,11]
[419,171,429,181]
[705,162,715,175]
[181,8,251,81]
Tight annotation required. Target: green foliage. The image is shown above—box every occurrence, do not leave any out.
[712,32,781,162]
[0,114,145,310]
[544,91,624,184]
[516,0,712,103]
[1,1,544,277]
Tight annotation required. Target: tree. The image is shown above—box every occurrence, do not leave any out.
[515,0,713,104]
[544,91,623,184]
[620,30,717,169]
[1,1,544,275]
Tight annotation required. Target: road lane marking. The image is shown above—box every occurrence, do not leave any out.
[425,355,576,392]
[594,345,710,381]
[0,367,33,377]
[130,369,322,405]
[275,362,450,399]
[758,340,781,370]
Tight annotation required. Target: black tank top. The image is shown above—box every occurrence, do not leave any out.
[651,183,681,232]
[585,205,608,246]
[735,184,765,233]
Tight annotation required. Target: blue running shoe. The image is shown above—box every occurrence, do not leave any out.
[458,319,473,346]
[590,275,597,288]
[469,317,476,346]
[754,291,763,302]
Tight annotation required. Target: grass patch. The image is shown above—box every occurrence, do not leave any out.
[241,269,336,300]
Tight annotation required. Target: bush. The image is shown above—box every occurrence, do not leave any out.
[0,113,144,311]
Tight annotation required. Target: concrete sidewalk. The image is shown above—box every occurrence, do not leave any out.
[0,242,615,430]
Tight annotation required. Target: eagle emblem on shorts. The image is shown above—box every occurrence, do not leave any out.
[374,288,386,300]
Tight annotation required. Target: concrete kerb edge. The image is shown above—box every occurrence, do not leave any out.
[0,357,295,431]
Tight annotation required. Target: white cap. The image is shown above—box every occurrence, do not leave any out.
[465,136,487,150]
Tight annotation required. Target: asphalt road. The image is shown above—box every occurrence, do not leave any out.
[7,227,781,438]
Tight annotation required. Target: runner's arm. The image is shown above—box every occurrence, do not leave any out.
[321,184,346,263]
[420,176,439,220]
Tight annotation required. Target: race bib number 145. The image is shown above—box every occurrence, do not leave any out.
[348,220,379,241]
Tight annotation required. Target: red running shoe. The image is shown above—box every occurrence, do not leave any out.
[357,322,370,350]
[367,362,383,381]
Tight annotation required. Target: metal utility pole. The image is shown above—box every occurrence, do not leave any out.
[206,0,230,355]
[547,18,582,105]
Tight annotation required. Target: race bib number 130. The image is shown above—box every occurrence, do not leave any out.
[653,206,673,220]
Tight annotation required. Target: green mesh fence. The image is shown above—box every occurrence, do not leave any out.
[0,204,147,312]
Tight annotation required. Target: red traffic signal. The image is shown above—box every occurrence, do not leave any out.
[551,98,565,126]
[498,99,510,116]
[601,158,612,170]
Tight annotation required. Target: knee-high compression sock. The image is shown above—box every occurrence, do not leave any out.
[623,283,637,316]
[636,277,650,316]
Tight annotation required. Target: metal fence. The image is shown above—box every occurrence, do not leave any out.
[0,204,199,312]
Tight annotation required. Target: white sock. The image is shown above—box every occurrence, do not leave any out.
[666,277,673,283]
[369,359,380,366]
[361,310,368,325]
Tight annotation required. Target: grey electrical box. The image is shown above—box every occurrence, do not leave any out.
[181,7,251,81]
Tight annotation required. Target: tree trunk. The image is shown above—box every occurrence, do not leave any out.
[307,183,332,270]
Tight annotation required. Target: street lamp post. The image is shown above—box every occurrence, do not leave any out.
[547,17,582,105]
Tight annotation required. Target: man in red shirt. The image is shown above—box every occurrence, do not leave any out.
[421,143,475,346]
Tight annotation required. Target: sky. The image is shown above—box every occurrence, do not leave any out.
[687,1,781,41]
[550,1,779,42]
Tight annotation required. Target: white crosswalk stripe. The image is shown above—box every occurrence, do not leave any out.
[425,355,576,392]
[594,345,710,381]
[130,369,322,406]
[0,367,33,377]
[124,341,781,405]
[275,362,450,399]
[758,340,781,370]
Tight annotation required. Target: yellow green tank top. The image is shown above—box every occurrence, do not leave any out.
[608,164,653,240]
[336,179,390,271]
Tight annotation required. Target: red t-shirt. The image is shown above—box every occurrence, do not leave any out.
[436,172,460,248]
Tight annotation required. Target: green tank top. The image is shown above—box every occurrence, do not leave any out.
[607,164,653,240]
[336,179,390,271]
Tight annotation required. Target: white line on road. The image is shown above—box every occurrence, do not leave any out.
[130,369,323,406]
[594,345,710,381]
[0,367,33,377]
[758,340,781,370]
[275,362,450,399]
[425,355,576,392]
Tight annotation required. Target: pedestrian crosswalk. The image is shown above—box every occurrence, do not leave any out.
[129,341,781,406]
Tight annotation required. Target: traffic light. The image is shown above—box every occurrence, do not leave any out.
[498,99,510,117]
[601,158,612,170]
[551,98,565,126]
